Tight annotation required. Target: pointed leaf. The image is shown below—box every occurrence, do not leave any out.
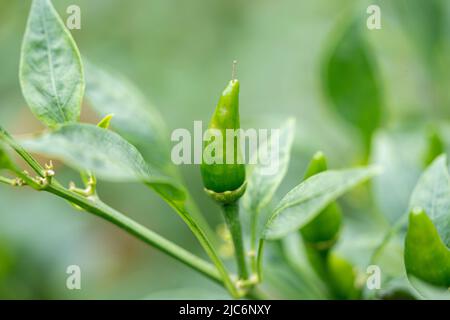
[264,166,379,240]
[20,0,84,128]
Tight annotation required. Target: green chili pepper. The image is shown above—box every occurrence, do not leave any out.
[300,152,342,248]
[201,64,249,280]
[201,65,246,203]
[405,207,450,287]
[300,152,360,299]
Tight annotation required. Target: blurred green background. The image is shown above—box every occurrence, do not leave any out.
[0,0,449,299]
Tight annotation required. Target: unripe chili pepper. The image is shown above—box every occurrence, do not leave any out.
[300,152,342,249]
[201,62,246,204]
[200,63,249,281]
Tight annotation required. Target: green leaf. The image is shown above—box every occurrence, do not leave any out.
[21,123,184,200]
[20,0,84,128]
[322,20,382,146]
[243,118,295,213]
[409,155,450,247]
[371,130,424,224]
[405,208,450,288]
[264,166,379,240]
[84,61,171,173]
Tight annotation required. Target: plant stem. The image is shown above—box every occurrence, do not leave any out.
[256,239,265,282]
[250,208,259,274]
[1,133,240,298]
[222,201,249,280]
[0,129,44,177]
[45,183,223,285]
[0,176,14,185]
[152,188,239,297]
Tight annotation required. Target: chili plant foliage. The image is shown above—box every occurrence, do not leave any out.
[0,0,449,299]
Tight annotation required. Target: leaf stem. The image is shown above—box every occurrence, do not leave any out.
[256,239,265,282]
[250,207,260,276]
[45,183,223,285]
[0,176,14,185]
[152,189,239,297]
[0,128,45,177]
[1,131,240,298]
[222,201,249,281]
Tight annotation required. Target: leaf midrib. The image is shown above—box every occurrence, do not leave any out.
[39,3,67,123]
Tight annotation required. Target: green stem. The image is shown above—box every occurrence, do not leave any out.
[46,183,222,285]
[2,134,240,298]
[256,239,265,282]
[250,208,259,275]
[222,201,249,280]
[0,129,44,177]
[0,176,14,185]
[152,189,238,297]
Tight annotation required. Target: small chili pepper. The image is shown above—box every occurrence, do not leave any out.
[201,63,249,280]
[201,62,246,204]
[300,152,342,249]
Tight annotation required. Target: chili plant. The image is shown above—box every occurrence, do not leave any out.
[0,0,449,299]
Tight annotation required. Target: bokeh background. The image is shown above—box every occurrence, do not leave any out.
[0,0,449,299]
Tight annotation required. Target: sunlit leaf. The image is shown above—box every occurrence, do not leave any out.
[20,0,84,128]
